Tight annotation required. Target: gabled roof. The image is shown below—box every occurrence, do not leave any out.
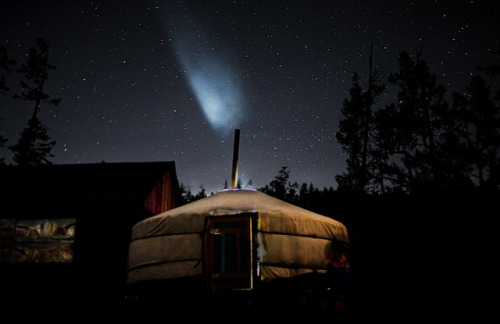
[0,161,179,218]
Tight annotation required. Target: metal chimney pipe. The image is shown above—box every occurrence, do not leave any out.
[230,129,240,189]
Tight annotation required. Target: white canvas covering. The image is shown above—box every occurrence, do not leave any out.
[127,189,349,285]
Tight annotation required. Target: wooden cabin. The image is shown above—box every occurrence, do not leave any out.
[0,161,180,308]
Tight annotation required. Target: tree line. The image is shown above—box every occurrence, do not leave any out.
[3,38,499,202]
[180,44,500,213]
[178,166,337,218]
[0,37,60,166]
[336,44,500,195]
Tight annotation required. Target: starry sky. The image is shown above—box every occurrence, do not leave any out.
[1,0,499,194]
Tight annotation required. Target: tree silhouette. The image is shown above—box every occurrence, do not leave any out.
[381,49,452,192]
[475,49,500,188]
[9,118,56,166]
[1,45,17,164]
[0,116,6,164]
[259,167,336,216]
[9,38,60,166]
[336,72,365,192]
[193,184,207,200]
[453,75,500,188]
[261,166,290,200]
[245,179,253,188]
[0,45,16,95]
[13,37,61,119]
[178,183,194,205]
[337,47,498,194]
[336,44,385,193]
[477,48,500,80]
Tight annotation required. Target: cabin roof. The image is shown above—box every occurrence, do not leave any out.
[0,161,179,218]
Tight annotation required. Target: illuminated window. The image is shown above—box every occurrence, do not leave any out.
[0,218,76,263]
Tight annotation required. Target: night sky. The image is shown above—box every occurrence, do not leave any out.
[1,0,499,194]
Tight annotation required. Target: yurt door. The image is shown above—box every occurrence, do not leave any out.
[204,213,257,291]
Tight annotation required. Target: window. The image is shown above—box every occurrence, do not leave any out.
[0,218,76,263]
[204,213,256,291]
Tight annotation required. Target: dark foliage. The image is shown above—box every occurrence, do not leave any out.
[0,45,16,164]
[337,47,500,194]
[13,37,61,118]
[9,117,56,166]
[336,43,386,194]
[178,183,208,205]
[7,37,61,166]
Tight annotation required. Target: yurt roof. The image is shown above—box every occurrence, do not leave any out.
[131,189,349,245]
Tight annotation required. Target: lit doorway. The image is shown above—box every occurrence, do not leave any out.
[204,213,257,291]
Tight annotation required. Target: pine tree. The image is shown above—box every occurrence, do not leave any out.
[0,45,16,95]
[336,72,365,191]
[383,49,450,192]
[0,45,16,164]
[9,38,60,166]
[336,44,385,193]
[269,166,289,199]
[193,184,207,200]
[245,179,253,188]
[259,166,290,200]
[9,118,56,166]
[178,183,194,205]
[453,75,500,188]
[14,37,61,119]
